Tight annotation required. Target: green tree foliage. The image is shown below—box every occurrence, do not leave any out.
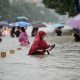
[9,1,58,22]
[0,0,10,19]
[43,0,75,16]
[0,0,58,22]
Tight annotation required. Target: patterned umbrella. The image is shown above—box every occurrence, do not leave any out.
[32,23,47,28]
[15,21,31,27]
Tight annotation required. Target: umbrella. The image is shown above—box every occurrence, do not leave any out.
[66,14,80,30]
[0,22,10,27]
[17,16,28,20]
[15,21,31,27]
[52,23,64,28]
[32,23,47,28]
[9,23,16,28]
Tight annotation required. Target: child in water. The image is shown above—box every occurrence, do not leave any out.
[28,31,55,55]
[18,27,30,46]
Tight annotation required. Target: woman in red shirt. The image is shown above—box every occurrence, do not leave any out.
[28,31,55,55]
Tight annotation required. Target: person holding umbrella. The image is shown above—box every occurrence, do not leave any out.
[10,27,16,37]
[55,27,62,36]
[15,27,20,37]
[73,28,80,41]
[28,31,55,55]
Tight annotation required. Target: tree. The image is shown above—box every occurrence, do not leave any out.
[0,0,10,20]
[43,0,75,16]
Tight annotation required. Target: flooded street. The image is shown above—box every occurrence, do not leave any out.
[0,0,80,80]
[0,35,80,80]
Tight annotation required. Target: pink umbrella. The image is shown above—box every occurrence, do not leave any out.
[66,14,80,30]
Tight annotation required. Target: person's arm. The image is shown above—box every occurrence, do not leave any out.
[36,49,43,52]
[18,33,22,42]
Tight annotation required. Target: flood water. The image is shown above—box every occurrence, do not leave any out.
[0,35,80,80]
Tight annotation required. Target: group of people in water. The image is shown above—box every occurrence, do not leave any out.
[0,25,80,55]
[10,27,20,37]
[10,26,30,46]
[9,26,80,55]
[10,26,55,55]
[0,26,55,55]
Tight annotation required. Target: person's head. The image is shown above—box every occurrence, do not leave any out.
[37,31,46,39]
[73,28,79,34]
[0,25,3,29]
[20,27,25,32]
[17,26,20,30]
[12,27,15,30]
[58,27,61,29]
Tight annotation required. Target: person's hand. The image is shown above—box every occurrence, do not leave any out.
[48,44,55,51]
[46,50,50,55]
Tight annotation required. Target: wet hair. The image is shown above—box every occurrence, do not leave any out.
[20,27,25,32]
[12,27,15,30]
[17,26,20,29]
[58,27,61,29]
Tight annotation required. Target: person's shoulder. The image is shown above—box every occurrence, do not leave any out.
[35,37,40,42]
